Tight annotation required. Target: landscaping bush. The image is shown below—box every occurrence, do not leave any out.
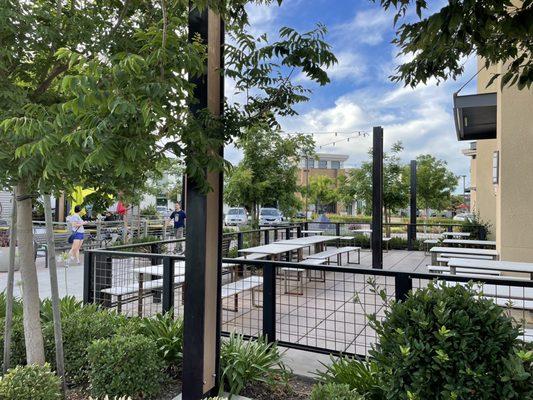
[87,334,163,399]
[316,356,384,400]
[40,295,98,323]
[219,333,288,396]
[310,383,362,400]
[0,316,27,370]
[370,281,531,399]
[138,312,184,371]
[43,308,127,384]
[0,363,61,400]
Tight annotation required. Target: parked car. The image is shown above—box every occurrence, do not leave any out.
[453,212,474,222]
[156,205,172,219]
[259,208,283,225]
[224,207,248,226]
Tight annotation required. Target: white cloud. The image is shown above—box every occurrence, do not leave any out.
[334,7,392,46]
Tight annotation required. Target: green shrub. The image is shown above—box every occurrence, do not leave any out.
[0,316,27,370]
[0,363,61,400]
[138,312,184,370]
[43,308,125,384]
[40,295,99,323]
[219,333,288,396]
[316,356,384,400]
[87,334,163,399]
[370,281,531,399]
[0,292,23,319]
[310,383,362,400]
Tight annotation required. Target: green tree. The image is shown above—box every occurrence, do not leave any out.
[224,126,314,224]
[0,0,336,365]
[416,154,458,219]
[374,0,532,88]
[344,143,409,230]
[301,176,339,215]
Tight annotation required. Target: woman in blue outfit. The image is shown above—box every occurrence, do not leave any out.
[68,205,87,265]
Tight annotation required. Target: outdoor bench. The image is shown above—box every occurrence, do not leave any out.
[436,253,494,265]
[280,258,327,295]
[423,239,439,255]
[308,246,361,266]
[221,275,263,312]
[427,265,501,276]
[101,275,186,314]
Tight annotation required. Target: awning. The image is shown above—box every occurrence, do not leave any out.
[453,92,497,141]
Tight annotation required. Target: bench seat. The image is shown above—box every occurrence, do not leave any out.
[427,265,501,276]
[221,276,263,311]
[101,275,185,296]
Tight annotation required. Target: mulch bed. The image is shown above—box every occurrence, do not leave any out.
[241,376,314,400]
[66,380,182,400]
[65,376,313,399]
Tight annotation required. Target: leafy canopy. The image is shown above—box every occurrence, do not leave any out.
[301,175,339,214]
[416,154,457,213]
[0,0,337,196]
[342,142,409,216]
[374,0,533,88]
[224,126,314,219]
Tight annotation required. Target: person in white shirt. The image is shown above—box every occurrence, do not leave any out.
[67,205,86,264]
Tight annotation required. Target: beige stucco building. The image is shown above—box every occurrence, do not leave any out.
[460,59,533,262]
[298,153,352,214]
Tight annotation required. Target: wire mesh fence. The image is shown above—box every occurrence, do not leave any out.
[84,247,533,357]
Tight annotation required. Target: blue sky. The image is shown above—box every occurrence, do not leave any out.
[225,0,477,188]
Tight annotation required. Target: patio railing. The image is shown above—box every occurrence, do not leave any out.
[84,248,532,357]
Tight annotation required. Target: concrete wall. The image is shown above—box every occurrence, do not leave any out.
[475,57,533,260]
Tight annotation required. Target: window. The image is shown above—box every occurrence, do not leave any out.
[318,160,327,169]
[306,158,314,169]
[331,161,340,169]
[492,151,499,184]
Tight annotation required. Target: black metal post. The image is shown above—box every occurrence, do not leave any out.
[162,257,175,313]
[395,273,412,302]
[372,126,384,269]
[264,229,270,245]
[407,160,417,251]
[237,232,243,249]
[296,225,302,238]
[262,263,276,342]
[83,251,93,304]
[182,7,224,399]
[335,223,341,237]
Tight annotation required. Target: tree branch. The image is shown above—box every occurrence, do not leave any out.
[31,63,68,99]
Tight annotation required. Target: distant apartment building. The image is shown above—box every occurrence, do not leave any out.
[456,58,533,262]
[298,153,357,214]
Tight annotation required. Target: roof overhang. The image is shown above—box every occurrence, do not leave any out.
[453,92,497,141]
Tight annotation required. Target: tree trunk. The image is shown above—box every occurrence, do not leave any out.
[16,182,45,365]
[44,195,67,394]
[3,192,17,372]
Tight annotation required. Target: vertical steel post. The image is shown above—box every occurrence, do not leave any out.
[408,160,417,251]
[182,6,224,400]
[262,263,276,342]
[162,257,175,313]
[395,273,412,302]
[372,126,384,269]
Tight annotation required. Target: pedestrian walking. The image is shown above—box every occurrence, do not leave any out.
[67,205,87,265]
[169,202,186,253]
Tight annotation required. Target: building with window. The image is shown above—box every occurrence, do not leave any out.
[458,58,533,261]
[298,153,355,214]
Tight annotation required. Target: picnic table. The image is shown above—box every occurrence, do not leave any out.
[442,239,496,248]
[238,243,305,261]
[280,235,339,253]
[447,258,533,280]
[429,246,499,264]
[441,232,471,238]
